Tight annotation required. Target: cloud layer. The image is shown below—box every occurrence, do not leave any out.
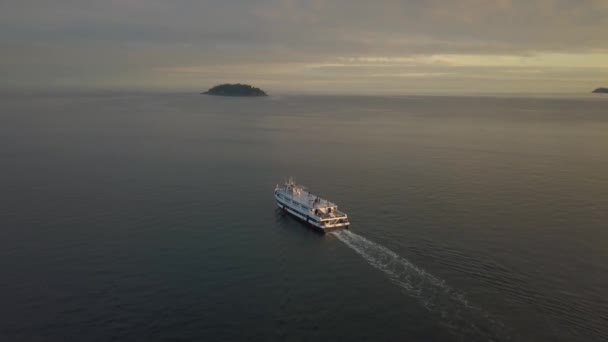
[1,0,607,93]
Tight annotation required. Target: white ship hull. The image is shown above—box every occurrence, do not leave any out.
[274,178,350,233]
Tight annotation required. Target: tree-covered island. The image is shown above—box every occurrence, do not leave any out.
[202,84,268,97]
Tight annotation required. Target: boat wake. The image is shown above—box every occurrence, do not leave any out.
[332,230,510,341]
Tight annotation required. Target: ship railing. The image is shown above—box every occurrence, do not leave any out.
[322,218,350,227]
[318,211,347,220]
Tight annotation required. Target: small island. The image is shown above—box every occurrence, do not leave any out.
[202,83,268,97]
[592,87,608,94]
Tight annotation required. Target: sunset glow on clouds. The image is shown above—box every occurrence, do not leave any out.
[1,0,607,93]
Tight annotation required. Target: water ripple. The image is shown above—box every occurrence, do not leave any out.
[333,230,511,341]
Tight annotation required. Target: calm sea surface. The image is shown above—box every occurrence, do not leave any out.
[1,92,607,341]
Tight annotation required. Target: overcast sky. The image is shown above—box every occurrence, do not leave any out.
[1,0,607,94]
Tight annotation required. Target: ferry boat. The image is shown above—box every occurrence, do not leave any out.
[274,178,350,232]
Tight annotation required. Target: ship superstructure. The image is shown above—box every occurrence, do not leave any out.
[274,178,349,232]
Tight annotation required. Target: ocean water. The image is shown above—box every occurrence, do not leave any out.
[1,92,607,341]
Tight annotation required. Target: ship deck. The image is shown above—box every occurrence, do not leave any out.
[319,210,347,219]
[276,189,336,209]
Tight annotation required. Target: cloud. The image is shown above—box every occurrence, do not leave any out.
[0,0,607,92]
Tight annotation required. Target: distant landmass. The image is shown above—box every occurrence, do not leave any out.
[592,87,608,94]
[202,84,267,97]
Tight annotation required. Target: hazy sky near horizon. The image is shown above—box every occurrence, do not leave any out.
[1,0,607,94]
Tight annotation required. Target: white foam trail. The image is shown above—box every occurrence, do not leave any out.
[333,230,509,340]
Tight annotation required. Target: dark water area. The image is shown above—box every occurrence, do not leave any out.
[1,92,607,341]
